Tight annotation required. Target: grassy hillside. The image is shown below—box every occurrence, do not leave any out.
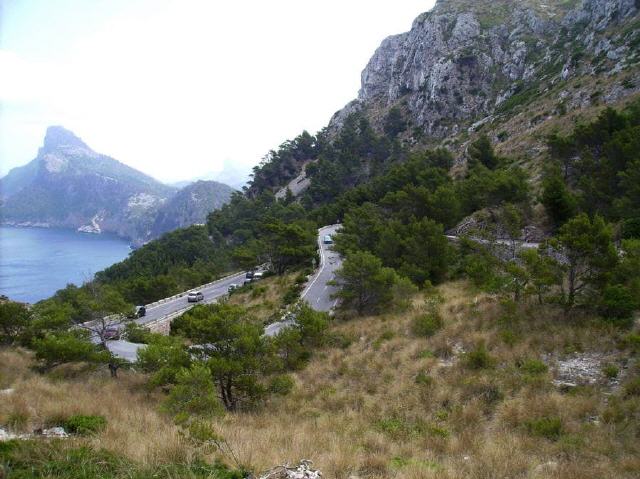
[2,279,639,478]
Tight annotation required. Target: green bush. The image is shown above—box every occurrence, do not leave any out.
[602,363,619,379]
[525,416,563,440]
[464,343,496,370]
[411,312,443,338]
[599,285,637,327]
[520,359,548,375]
[268,375,295,396]
[164,365,223,418]
[624,377,640,397]
[63,415,107,435]
[123,322,150,343]
[415,371,433,386]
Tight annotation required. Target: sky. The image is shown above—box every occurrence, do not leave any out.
[0,0,436,183]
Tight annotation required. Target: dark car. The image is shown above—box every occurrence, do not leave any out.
[245,271,255,279]
[104,327,120,341]
[127,305,147,319]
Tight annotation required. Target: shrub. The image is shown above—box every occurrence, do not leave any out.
[599,285,637,327]
[621,333,640,353]
[268,374,295,395]
[464,342,496,370]
[415,371,433,386]
[624,378,640,397]
[526,416,563,440]
[520,359,549,375]
[63,415,107,435]
[164,365,223,418]
[412,312,443,338]
[283,284,303,305]
[123,322,150,343]
[602,363,619,379]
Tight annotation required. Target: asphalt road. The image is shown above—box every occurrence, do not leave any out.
[105,271,247,361]
[137,271,247,326]
[301,224,342,312]
[106,226,344,361]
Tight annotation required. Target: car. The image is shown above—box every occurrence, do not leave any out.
[187,291,204,302]
[253,271,264,280]
[323,235,333,244]
[245,271,255,279]
[228,283,240,293]
[104,327,120,341]
[135,305,146,318]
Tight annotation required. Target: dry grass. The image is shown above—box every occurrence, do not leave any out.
[1,280,638,477]
[227,273,299,323]
[212,281,640,478]
[0,349,188,466]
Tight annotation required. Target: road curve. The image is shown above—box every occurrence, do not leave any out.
[301,224,342,312]
[108,226,344,360]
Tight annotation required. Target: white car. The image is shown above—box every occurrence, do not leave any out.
[228,283,240,293]
[187,291,204,302]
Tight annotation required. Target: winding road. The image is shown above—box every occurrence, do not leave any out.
[301,224,342,312]
[107,226,344,361]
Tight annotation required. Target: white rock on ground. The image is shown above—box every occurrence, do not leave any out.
[258,460,322,479]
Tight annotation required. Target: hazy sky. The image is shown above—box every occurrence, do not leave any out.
[0,1,435,182]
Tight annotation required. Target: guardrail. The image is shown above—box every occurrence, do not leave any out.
[144,271,244,309]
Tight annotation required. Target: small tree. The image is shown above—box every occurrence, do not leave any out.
[520,248,562,304]
[553,214,618,310]
[137,334,192,387]
[179,304,270,411]
[64,282,134,347]
[0,300,31,345]
[541,167,577,229]
[31,330,109,371]
[164,364,223,419]
[335,251,398,315]
[468,135,500,170]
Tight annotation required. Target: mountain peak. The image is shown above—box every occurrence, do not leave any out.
[43,126,88,151]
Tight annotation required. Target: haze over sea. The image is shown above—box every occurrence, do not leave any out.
[0,226,131,303]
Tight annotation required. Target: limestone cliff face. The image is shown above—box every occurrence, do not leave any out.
[330,0,639,138]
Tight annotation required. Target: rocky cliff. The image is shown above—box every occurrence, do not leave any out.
[0,127,234,245]
[330,0,639,156]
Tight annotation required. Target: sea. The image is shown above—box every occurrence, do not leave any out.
[0,226,131,304]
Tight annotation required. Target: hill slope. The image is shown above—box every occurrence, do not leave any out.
[249,0,639,198]
[150,180,235,238]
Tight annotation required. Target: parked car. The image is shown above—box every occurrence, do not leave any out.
[323,235,333,244]
[187,291,204,302]
[104,327,120,341]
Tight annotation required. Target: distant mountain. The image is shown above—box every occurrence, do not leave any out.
[0,126,234,245]
[170,160,252,191]
[150,180,235,237]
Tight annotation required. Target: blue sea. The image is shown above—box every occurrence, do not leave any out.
[0,226,131,304]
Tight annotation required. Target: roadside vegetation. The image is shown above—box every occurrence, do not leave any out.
[1,98,639,477]
[2,279,639,477]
